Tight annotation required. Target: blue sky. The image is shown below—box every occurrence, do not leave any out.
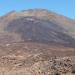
[0,0,75,19]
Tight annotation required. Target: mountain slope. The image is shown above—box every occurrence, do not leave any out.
[5,16,75,44]
[0,9,75,45]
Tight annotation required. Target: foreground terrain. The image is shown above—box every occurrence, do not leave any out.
[0,42,75,75]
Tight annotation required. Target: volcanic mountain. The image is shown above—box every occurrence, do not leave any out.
[0,9,75,75]
[0,9,75,45]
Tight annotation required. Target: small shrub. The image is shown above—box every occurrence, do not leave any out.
[72,69,75,74]
[55,73,61,75]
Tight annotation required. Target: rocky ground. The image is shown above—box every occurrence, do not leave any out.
[0,42,75,75]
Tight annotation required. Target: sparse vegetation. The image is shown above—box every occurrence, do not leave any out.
[55,73,61,75]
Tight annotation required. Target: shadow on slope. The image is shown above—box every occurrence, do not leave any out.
[5,16,75,47]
